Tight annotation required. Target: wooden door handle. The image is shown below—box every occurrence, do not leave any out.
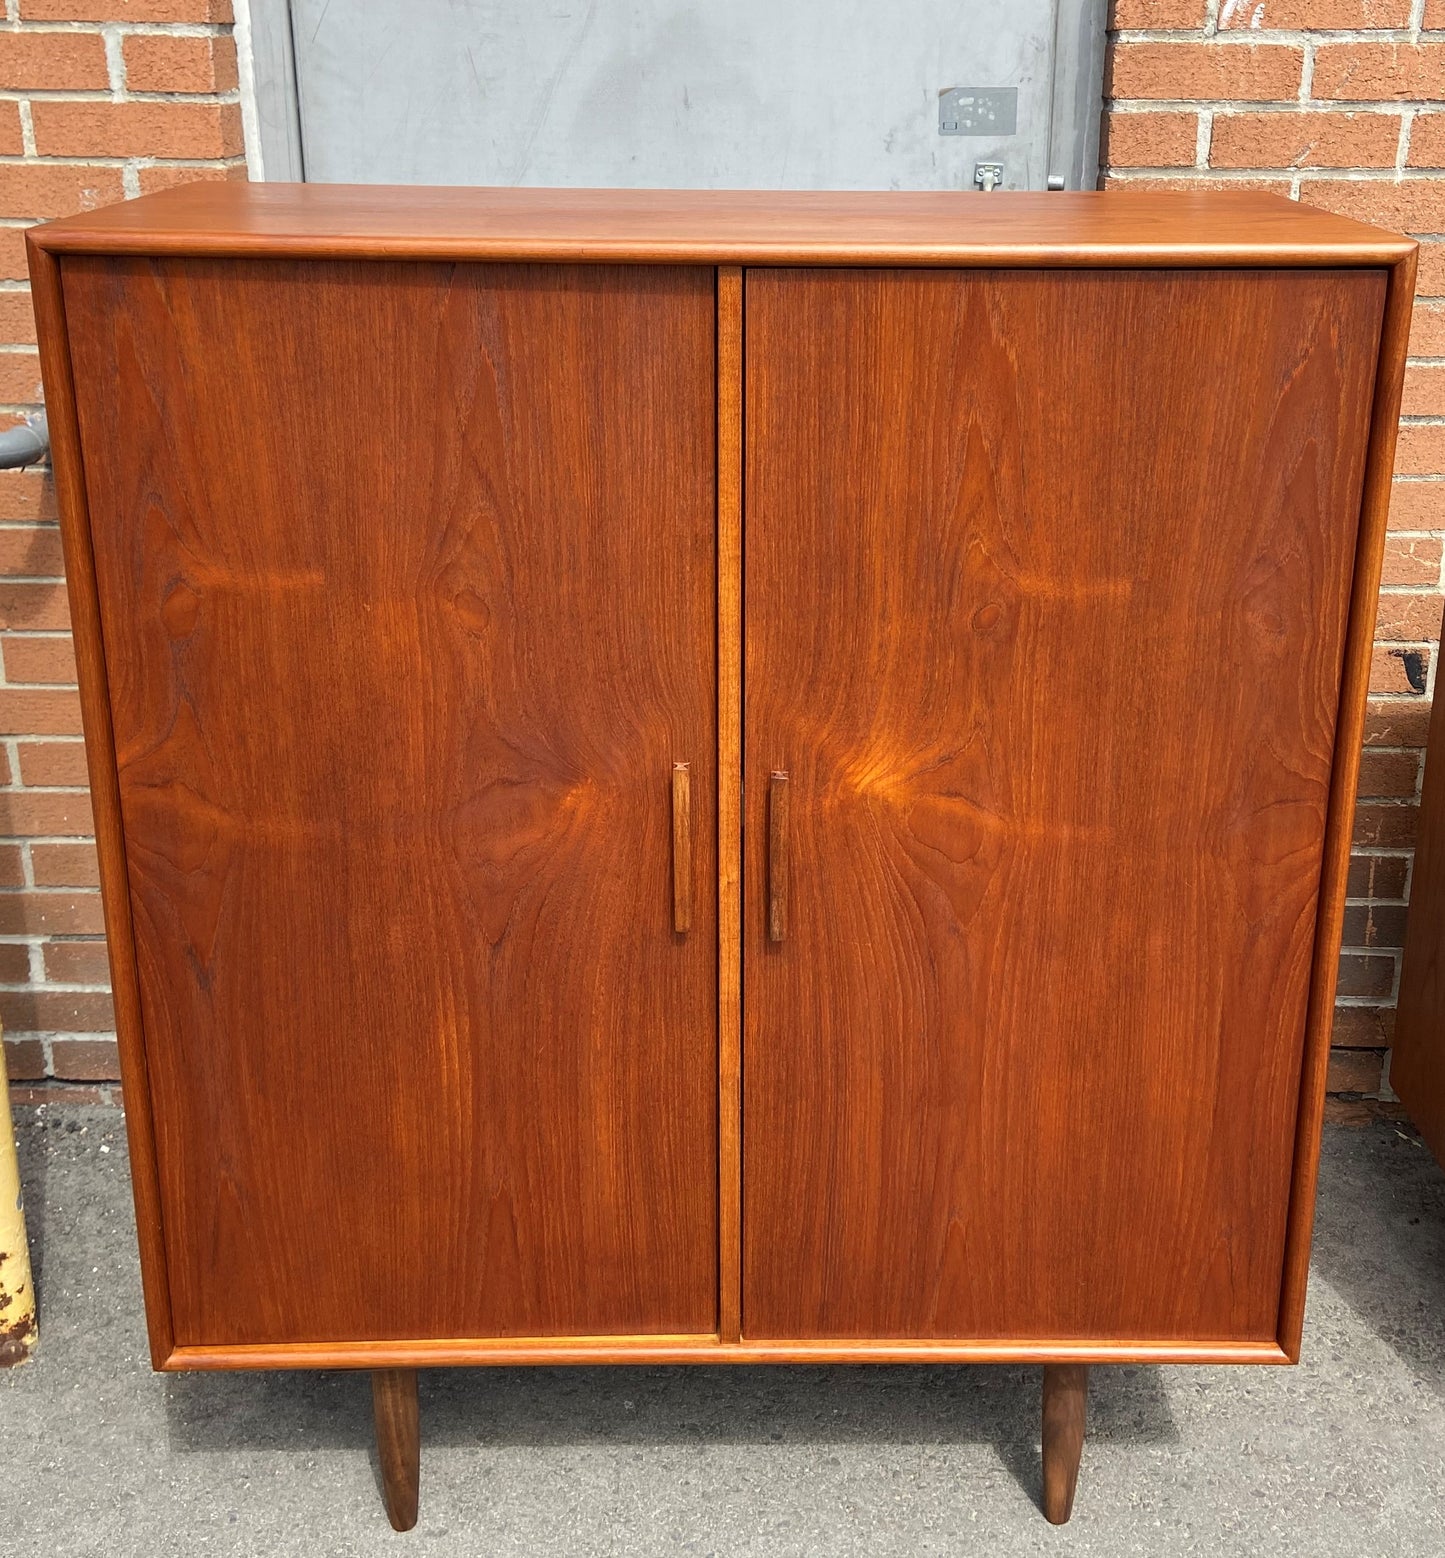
[672,762,691,934]
[768,771,789,942]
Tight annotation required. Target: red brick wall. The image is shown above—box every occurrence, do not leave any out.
[0,0,242,1105]
[0,4,1439,1113]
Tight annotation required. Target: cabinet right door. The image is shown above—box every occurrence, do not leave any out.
[742,266,1385,1343]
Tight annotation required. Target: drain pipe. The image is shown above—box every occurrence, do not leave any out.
[0,413,47,470]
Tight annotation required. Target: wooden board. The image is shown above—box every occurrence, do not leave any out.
[61,257,719,1346]
[742,266,1385,1343]
[30,184,1413,270]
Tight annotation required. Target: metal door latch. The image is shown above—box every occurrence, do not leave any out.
[974,162,1004,192]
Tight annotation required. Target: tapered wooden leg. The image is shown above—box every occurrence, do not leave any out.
[1041,1364,1088,1525]
[372,1368,420,1531]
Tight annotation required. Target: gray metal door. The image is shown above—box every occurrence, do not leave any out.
[247,0,1106,192]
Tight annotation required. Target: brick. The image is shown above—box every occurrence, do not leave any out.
[0,746,11,785]
[1102,110,1197,168]
[0,350,44,406]
[0,289,37,347]
[0,685,80,736]
[0,230,29,282]
[3,634,75,685]
[1402,423,1445,476]
[1324,1095,1408,1121]
[1396,425,1445,478]
[0,890,100,937]
[1347,852,1410,898]
[1110,0,1207,22]
[30,841,98,887]
[1411,301,1445,357]
[0,103,22,160]
[1341,900,1410,946]
[2,1035,44,1079]
[1222,0,1411,21]
[1326,1045,1386,1092]
[0,29,108,90]
[20,0,231,17]
[16,740,87,786]
[0,844,22,887]
[123,33,237,94]
[1314,44,1445,103]
[1384,478,1444,532]
[1403,364,1445,418]
[1101,171,1294,194]
[1299,178,1445,235]
[1370,643,1430,693]
[1364,697,1432,745]
[1353,800,1419,845]
[1210,111,1399,171]
[43,938,108,984]
[1410,115,1445,171]
[1105,42,1303,103]
[1373,593,1443,639]
[9,1082,104,1105]
[0,987,112,1032]
[0,943,29,982]
[0,524,58,577]
[0,789,94,835]
[1417,243,1445,296]
[1333,1005,1395,1046]
[0,471,54,524]
[1336,951,1397,997]
[49,1036,118,1078]
[31,101,243,160]
[0,164,125,220]
[0,581,69,630]
[1381,535,1443,585]
[137,160,246,196]
[1430,0,1445,24]
[1359,720,1426,781]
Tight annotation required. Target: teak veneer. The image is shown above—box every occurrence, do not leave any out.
[29,185,1414,1530]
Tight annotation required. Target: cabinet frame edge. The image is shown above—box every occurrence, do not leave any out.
[26,236,179,1368]
[1275,244,1419,1363]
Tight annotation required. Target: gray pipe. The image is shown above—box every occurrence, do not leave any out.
[0,413,47,469]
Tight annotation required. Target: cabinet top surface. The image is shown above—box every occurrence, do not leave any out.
[30,184,1413,267]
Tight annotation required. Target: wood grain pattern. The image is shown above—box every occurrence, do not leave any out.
[371,1368,420,1532]
[716,265,743,1344]
[742,267,1385,1343]
[27,239,178,1367]
[61,256,719,1346]
[29,184,1412,270]
[1276,245,1415,1357]
[1042,1364,1088,1525]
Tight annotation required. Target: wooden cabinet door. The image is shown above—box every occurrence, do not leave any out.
[62,258,718,1345]
[743,267,1384,1343]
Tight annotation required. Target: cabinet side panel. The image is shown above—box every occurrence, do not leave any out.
[62,257,719,1346]
[743,266,1385,1343]
[1392,676,1445,1160]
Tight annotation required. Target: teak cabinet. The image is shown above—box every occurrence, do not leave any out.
[29,186,1414,1531]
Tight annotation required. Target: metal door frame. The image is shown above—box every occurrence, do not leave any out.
[240,0,1105,190]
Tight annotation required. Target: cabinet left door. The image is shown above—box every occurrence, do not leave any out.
[60,257,719,1347]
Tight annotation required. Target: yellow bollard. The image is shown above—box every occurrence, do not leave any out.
[0,1036,36,1365]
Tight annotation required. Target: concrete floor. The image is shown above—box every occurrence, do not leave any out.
[2,1111,1445,1558]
